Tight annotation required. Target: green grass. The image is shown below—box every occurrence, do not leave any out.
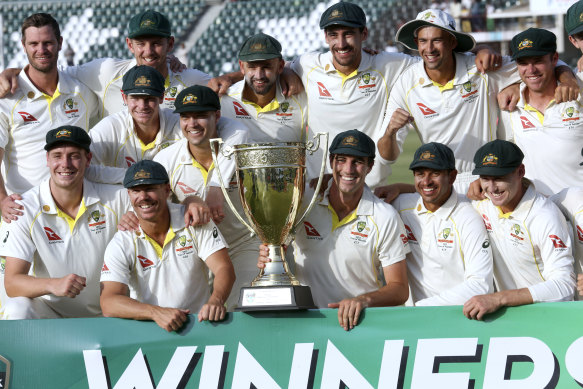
[385,131,421,185]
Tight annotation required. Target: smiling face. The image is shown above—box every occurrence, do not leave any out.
[46,145,91,190]
[126,35,174,76]
[479,165,526,213]
[516,53,558,94]
[325,26,367,74]
[415,26,457,72]
[123,94,161,125]
[413,168,456,212]
[240,58,284,96]
[180,110,220,148]
[128,183,171,223]
[22,25,62,73]
[330,154,372,197]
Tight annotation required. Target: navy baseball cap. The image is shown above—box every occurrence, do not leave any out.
[45,125,91,152]
[124,160,169,188]
[329,129,375,158]
[472,140,524,176]
[409,142,455,171]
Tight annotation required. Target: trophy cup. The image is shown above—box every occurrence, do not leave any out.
[210,133,328,311]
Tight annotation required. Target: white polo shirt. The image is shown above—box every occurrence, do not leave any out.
[0,179,130,317]
[292,182,410,307]
[500,82,583,196]
[473,184,575,302]
[386,53,518,192]
[153,121,249,247]
[64,58,211,118]
[392,191,493,306]
[551,187,583,300]
[291,50,419,187]
[100,203,227,312]
[89,108,181,183]
[0,68,98,194]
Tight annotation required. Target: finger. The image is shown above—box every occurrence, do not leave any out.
[10,75,18,95]
[352,306,362,328]
[327,302,339,308]
[348,304,358,329]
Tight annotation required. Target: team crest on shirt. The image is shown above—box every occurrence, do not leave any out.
[509,223,525,244]
[166,86,178,98]
[175,234,194,259]
[62,98,80,118]
[88,210,107,233]
[561,105,581,129]
[459,81,478,102]
[350,220,370,244]
[357,73,377,95]
[276,101,293,123]
[436,227,455,250]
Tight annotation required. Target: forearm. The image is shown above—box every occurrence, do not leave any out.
[495,288,533,307]
[5,273,54,298]
[416,277,492,306]
[208,267,235,306]
[224,71,243,84]
[357,280,409,307]
[377,132,401,161]
[528,276,575,302]
[556,64,577,84]
[101,293,160,321]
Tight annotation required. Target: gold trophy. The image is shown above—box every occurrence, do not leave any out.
[210,133,328,311]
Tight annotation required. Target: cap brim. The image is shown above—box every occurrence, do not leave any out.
[173,105,220,114]
[330,147,374,158]
[409,161,452,171]
[45,140,90,152]
[395,20,476,52]
[125,89,163,97]
[128,30,171,39]
[321,20,365,29]
[568,24,583,36]
[124,178,168,188]
[512,50,555,60]
[238,53,282,62]
[472,166,518,176]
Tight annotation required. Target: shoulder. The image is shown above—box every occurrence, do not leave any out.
[392,193,419,211]
[90,111,127,133]
[175,68,211,84]
[550,187,583,215]
[218,117,249,142]
[154,139,185,164]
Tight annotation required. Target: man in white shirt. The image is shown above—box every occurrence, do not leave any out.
[464,140,575,320]
[100,160,235,331]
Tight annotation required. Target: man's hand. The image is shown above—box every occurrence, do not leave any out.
[328,297,368,331]
[279,67,304,97]
[183,195,211,226]
[554,83,580,104]
[167,54,186,72]
[497,83,520,111]
[362,47,380,55]
[151,306,190,332]
[257,244,270,269]
[0,68,21,97]
[1,193,23,222]
[208,74,234,97]
[198,296,227,322]
[466,178,485,201]
[578,56,583,73]
[206,186,225,224]
[387,108,414,136]
[50,274,87,298]
[474,46,502,74]
[463,293,502,320]
[117,211,139,231]
[374,184,414,204]
[577,274,583,296]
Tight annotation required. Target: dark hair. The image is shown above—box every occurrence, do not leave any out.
[21,13,61,41]
[572,31,583,40]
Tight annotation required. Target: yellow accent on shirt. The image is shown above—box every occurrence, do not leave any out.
[242,97,280,113]
[56,198,87,234]
[139,138,157,157]
[42,87,61,123]
[144,227,176,259]
[524,99,553,125]
[339,69,358,87]
[432,80,454,93]
[191,157,214,186]
[329,205,357,231]
[497,206,513,219]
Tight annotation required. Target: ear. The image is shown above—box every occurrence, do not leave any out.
[361,27,369,41]
[57,36,63,51]
[214,110,221,121]
[122,93,129,105]
[517,164,526,178]
[449,169,458,183]
[167,36,175,51]
[551,52,559,67]
[126,37,133,52]
[85,151,93,167]
[277,58,285,74]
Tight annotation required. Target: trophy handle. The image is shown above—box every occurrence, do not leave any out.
[292,132,329,232]
[209,138,256,237]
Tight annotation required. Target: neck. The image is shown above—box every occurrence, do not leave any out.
[188,142,214,171]
[141,207,171,246]
[523,82,556,112]
[500,180,529,214]
[242,83,277,108]
[333,53,361,76]
[134,114,161,144]
[49,180,83,218]
[426,55,456,86]
[328,183,362,220]
[157,63,169,79]
[24,64,58,96]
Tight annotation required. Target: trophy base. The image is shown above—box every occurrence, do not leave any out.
[235,285,316,311]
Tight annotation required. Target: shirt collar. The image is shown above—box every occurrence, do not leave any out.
[39,178,99,214]
[417,52,470,88]
[318,179,374,216]
[19,67,72,100]
[415,189,458,219]
[499,183,536,221]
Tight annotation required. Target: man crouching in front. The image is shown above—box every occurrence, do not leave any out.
[100,160,235,331]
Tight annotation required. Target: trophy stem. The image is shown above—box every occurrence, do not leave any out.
[251,244,300,286]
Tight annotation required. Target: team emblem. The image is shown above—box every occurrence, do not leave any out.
[168,87,177,97]
[341,136,358,146]
[65,98,74,110]
[179,235,186,247]
[56,129,72,138]
[567,107,574,118]
[133,169,151,180]
[91,210,100,223]
[183,94,197,104]
[135,76,151,87]
[441,228,451,239]
[357,221,366,232]
[329,9,342,19]
[482,153,498,166]
[362,73,371,84]
[250,43,266,52]
[580,12,583,22]
[518,39,533,50]
[463,81,472,93]
[0,354,11,389]
[280,102,289,113]
[512,224,521,236]
[422,11,434,21]
[140,19,155,28]
[419,151,435,161]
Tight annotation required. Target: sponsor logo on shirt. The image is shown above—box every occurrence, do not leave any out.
[317,82,333,99]
[549,234,567,249]
[2,231,9,243]
[125,156,136,167]
[17,111,38,123]
[405,225,417,243]
[304,221,323,240]
[416,103,438,118]
[101,262,109,272]
[482,239,490,249]
[137,255,155,270]
[481,214,492,231]
[44,227,63,243]
[400,233,408,245]
[177,182,198,195]
[520,116,535,129]
[233,102,251,118]
[577,225,583,243]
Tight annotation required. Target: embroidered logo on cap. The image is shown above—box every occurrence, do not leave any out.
[134,169,151,180]
[482,154,498,165]
[55,129,72,138]
[341,136,358,146]
[135,76,151,87]
[183,94,197,105]
[518,39,533,50]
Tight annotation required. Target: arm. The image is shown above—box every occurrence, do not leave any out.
[4,256,86,298]
[197,248,235,322]
[0,148,24,222]
[183,195,211,226]
[0,68,22,97]
[473,44,502,74]
[100,281,189,331]
[377,108,414,161]
[278,66,304,97]
[463,288,533,320]
[555,64,580,103]
[374,183,415,204]
[328,260,409,331]
[207,72,244,97]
